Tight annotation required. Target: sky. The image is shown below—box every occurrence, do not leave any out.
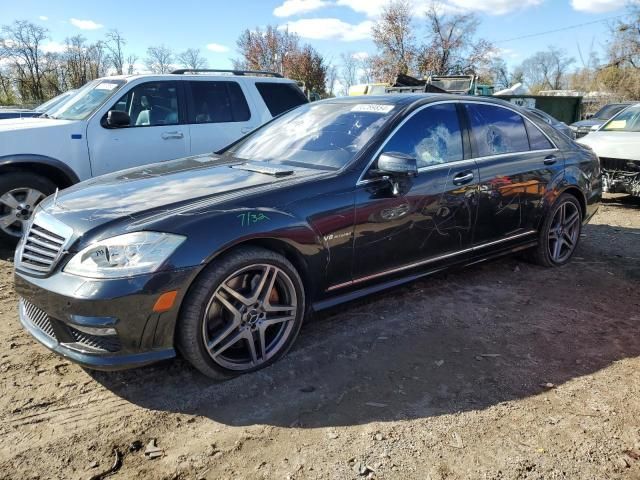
[1,0,636,77]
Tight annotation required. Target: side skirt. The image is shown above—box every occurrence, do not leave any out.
[312,240,538,312]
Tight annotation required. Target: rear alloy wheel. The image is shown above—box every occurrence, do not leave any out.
[530,193,582,267]
[177,247,305,379]
[0,173,56,244]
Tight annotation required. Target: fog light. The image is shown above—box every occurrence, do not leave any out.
[70,324,117,336]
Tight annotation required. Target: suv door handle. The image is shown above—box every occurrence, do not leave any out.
[162,131,184,140]
[452,171,474,185]
[543,154,557,165]
[241,126,254,134]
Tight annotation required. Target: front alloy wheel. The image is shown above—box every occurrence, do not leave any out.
[178,247,305,379]
[203,264,298,370]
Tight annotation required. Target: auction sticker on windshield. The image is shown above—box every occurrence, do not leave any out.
[351,104,394,114]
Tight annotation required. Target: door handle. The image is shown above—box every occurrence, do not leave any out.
[543,155,557,165]
[241,126,254,134]
[452,171,474,185]
[162,131,184,140]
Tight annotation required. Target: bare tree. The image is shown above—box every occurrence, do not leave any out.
[126,54,138,74]
[358,55,375,83]
[177,48,208,70]
[371,0,416,80]
[325,64,338,96]
[0,20,50,101]
[145,45,174,73]
[416,2,495,77]
[520,46,574,93]
[339,52,359,95]
[104,29,126,75]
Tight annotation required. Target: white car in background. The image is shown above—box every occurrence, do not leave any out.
[0,69,308,242]
[578,103,640,198]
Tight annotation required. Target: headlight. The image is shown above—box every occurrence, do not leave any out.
[64,231,186,279]
[569,125,578,131]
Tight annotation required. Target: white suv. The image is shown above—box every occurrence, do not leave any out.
[0,69,308,242]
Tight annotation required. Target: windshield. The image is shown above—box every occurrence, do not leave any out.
[226,102,397,170]
[602,104,640,132]
[46,79,125,120]
[594,104,628,120]
[34,90,77,113]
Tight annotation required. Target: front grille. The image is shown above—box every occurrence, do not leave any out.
[68,326,122,353]
[20,298,56,341]
[17,212,73,276]
[600,157,640,173]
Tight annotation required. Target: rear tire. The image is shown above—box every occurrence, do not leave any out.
[529,193,582,267]
[0,173,56,245]
[176,246,305,380]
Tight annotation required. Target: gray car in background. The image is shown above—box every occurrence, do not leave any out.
[526,107,575,139]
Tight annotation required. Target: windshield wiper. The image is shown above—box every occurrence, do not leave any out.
[231,163,294,177]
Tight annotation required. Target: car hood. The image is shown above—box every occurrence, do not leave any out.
[39,154,322,236]
[0,116,75,131]
[577,131,640,161]
[571,119,602,129]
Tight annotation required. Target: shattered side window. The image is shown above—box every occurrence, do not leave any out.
[465,103,530,157]
[382,103,463,168]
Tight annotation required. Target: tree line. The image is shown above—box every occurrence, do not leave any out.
[1,2,639,105]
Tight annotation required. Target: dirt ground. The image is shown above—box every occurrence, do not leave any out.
[0,195,639,480]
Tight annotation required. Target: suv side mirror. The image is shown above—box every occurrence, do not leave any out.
[376,152,418,177]
[104,110,130,128]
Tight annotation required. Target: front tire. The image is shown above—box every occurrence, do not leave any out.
[0,173,56,245]
[177,246,305,380]
[530,193,582,267]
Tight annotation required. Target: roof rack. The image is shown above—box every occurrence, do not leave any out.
[170,69,283,78]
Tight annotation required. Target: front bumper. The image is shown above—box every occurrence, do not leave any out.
[14,266,199,370]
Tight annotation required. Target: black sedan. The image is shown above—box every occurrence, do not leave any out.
[14,94,602,379]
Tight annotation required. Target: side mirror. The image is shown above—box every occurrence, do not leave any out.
[104,110,130,128]
[376,152,418,177]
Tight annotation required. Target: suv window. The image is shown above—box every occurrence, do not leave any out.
[110,82,179,127]
[382,103,463,168]
[465,103,529,157]
[525,120,554,150]
[188,81,250,123]
[255,82,308,117]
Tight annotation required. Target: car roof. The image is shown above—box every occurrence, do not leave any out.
[317,93,522,110]
[103,73,297,84]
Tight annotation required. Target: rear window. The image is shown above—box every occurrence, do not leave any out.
[255,82,308,117]
[188,81,251,123]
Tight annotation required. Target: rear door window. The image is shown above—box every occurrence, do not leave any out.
[464,103,530,157]
[188,81,251,123]
[255,82,308,117]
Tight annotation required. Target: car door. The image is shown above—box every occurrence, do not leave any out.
[463,102,562,246]
[353,102,479,280]
[186,80,258,155]
[87,81,189,176]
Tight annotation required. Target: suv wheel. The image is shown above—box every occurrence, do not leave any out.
[177,246,305,379]
[530,193,582,267]
[0,173,56,244]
